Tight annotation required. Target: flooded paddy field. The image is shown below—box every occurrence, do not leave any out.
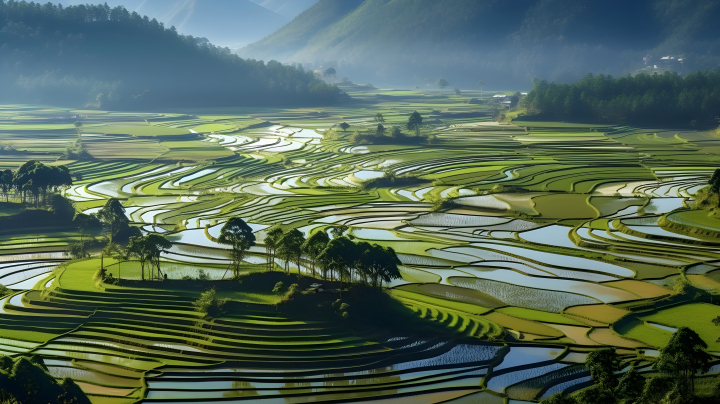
[1,88,719,403]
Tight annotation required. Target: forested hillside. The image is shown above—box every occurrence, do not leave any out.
[0,1,339,108]
[521,70,720,125]
[242,0,720,89]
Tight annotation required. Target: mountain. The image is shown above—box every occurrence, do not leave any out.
[249,0,320,19]
[0,2,339,108]
[240,0,720,89]
[65,0,317,48]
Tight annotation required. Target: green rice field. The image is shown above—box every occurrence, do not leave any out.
[1,88,720,403]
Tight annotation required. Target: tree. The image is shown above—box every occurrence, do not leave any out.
[655,326,712,394]
[376,123,385,135]
[339,122,350,131]
[49,194,75,223]
[127,234,172,281]
[330,225,348,239]
[317,237,355,290]
[264,226,283,271]
[0,169,12,202]
[477,80,485,97]
[302,230,330,278]
[126,236,150,281]
[709,168,720,193]
[615,367,645,403]
[323,67,336,82]
[0,355,91,404]
[586,348,621,393]
[407,111,423,131]
[217,217,256,279]
[436,78,449,92]
[374,113,385,123]
[73,212,100,250]
[277,229,305,277]
[74,121,83,136]
[539,391,577,404]
[96,198,128,243]
[103,242,127,282]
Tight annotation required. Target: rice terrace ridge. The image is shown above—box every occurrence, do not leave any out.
[1,1,720,404]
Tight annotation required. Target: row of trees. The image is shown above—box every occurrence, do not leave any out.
[522,70,720,125]
[0,161,73,206]
[543,327,713,404]
[346,111,432,145]
[218,218,402,288]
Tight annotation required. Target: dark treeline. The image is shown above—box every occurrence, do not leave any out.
[0,1,340,108]
[522,70,720,126]
[542,327,718,404]
[0,355,91,404]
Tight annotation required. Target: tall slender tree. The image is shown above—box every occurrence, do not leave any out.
[217,218,256,278]
[264,226,283,271]
[302,230,330,278]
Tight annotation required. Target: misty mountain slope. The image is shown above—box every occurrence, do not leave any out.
[243,0,365,59]
[250,0,320,19]
[242,0,720,88]
[0,2,338,108]
[66,0,308,48]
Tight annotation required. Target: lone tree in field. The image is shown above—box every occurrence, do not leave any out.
[74,121,82,136]
[302,230,330,278]
[407,111,423,132]
[374,113,385,123]
[218,218,256,279]
[97,198,128,243]
[323,67,336,82]
[655,327,712,394]
[477,80,485,97]
[339,122,350,131]
[264,226,283,271]
[436,78,449,92]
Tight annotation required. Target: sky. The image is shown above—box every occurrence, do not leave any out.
[64,0,318,48]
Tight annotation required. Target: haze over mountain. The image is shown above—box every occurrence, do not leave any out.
[0,1,338,108]
[66,0,318,48]
[241,0,720,89]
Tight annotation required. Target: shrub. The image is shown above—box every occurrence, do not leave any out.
[197,269,209,281]
[192,288,226,319]
[272,281,285,293]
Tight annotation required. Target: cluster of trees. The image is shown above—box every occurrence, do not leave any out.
[522,71,720,125]
[0,1,340,108]
[0,355,90,404]
[0,161,72,206]
[221,218,402,288]
[542,327,715,404]
[126,234,173,281]
[347,112,434,145]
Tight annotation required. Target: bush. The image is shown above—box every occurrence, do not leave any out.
[192,288,226,319]
[197,269,209,281]
[272,281,285,293]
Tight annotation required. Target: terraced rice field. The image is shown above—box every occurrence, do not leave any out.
[1,89,720,403]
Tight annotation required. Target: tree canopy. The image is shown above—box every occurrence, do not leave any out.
[0,355,91,404]
[522,70,720,125]
[218,218,256,278]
